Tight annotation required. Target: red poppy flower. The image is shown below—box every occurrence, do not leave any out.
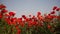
[16,29,21,34]
[0,14,2,19]
[17,18,25,27]
[20,22,25,27]
[56,8,60,11]
[9,12,15,16]
[1,9,8,13]
[5,18,12,25]
[50,11,55,14]
[0,4,6,9]
[10,18,17,25]
[6,18,17,25]
[11,18,17,22]
[28,21,33,27]
[37,12,41,16]
[38,15,44,21]
[47,24,51,29]
[0,12,2,18]
[17,18,22,22]
[32,21,38,26]
[7,20,12,25]
[53,6,57,10]
[47,15,53,19]
[8,21,12,25]
[22,15,26,19]
[15,25,21,34]
[15,25,19,30]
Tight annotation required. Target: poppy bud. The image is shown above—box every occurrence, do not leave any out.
[53,6,57,10]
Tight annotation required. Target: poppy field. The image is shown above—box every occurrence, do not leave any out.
[0,4,60,34]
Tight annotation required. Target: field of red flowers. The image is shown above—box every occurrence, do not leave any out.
[0,4,60,34]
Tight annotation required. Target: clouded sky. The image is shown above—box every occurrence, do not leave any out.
[0,0,60,17]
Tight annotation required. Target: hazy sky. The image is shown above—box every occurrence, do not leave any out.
[0,0,60,17]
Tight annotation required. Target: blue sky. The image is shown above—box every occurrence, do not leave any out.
[0,0,60,17]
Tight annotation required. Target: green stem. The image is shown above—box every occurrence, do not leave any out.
[26,30,29,34]
[30,29,32,34]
